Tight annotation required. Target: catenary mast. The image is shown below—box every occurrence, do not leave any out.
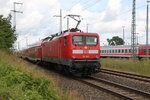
[131,0,136,58]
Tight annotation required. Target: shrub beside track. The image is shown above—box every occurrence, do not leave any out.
[0,50,79,100]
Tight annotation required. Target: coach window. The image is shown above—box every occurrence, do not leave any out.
[129,49,131,53]
[122,49,124,53]
[64,37,67,45]
[125,49,127,53]
[102,50,104,53]
[112,50,114,53]
[118,49,120,53]
[115,50,117,53]
[144,48,146,53]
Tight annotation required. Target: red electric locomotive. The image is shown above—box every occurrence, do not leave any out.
[42,31,100,75]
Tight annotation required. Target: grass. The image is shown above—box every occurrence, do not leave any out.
[0,49,80,100]
[101,58,150,76]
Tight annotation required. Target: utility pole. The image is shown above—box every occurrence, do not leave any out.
[11,2,23,31]
[146,1,150,58]
[18,42,20,50]
[122,26,125,45]
[67,17,69,30]
[136,33,139,45]
[131,0,136,58]
[53,9,62,34]
[87,24,88,33]
[26,37,28,48]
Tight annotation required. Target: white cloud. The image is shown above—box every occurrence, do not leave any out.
[0,0,149,49]
[103,0,121,21]
[18,11,43,29]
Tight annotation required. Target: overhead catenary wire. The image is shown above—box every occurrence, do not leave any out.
[68,0,103,11]
[110,4,146,19]
[67,0,83,10]
[67,0,87,11]
[83,0,103,10]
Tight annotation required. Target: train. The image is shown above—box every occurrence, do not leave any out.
[100,45,150,58]
[17,15,101,76]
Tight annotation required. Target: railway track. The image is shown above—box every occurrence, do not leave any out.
[75,76,150,100]
[101,69,150,83]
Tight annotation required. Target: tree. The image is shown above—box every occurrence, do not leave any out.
[0,14,17,49]
[107,36,124,46]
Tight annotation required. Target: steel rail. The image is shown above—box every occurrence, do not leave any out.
[74,77,134,100]
[89,76,150,99]
[101,69,150,83]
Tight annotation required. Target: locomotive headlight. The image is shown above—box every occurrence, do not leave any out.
[72,56,76,59]
[96,56,99,58]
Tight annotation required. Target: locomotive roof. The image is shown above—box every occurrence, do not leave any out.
[42,28,99,41]
[42,31,99,42]
[63,32,99,36]
[27,41,43,48]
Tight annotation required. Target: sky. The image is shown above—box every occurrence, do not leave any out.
[0,0,148,50]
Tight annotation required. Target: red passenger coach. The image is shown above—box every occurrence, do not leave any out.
[138,45,150,58]
[42,32,101,75]
[20,41,43,62]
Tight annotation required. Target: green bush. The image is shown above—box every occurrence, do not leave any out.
[0,50,80,100]
[0,64,59,100]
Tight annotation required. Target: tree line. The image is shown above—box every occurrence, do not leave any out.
[0,14,16,49]
[107,36,124,46]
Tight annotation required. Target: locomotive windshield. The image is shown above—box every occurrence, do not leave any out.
[73,36,98,45]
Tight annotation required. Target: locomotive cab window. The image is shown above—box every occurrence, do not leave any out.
[73,36,98,45]
[86,36,97,45]
[73,36,84,45]
[64,37,67,45]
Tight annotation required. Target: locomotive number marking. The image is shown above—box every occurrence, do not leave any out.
[83,50,89,54]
